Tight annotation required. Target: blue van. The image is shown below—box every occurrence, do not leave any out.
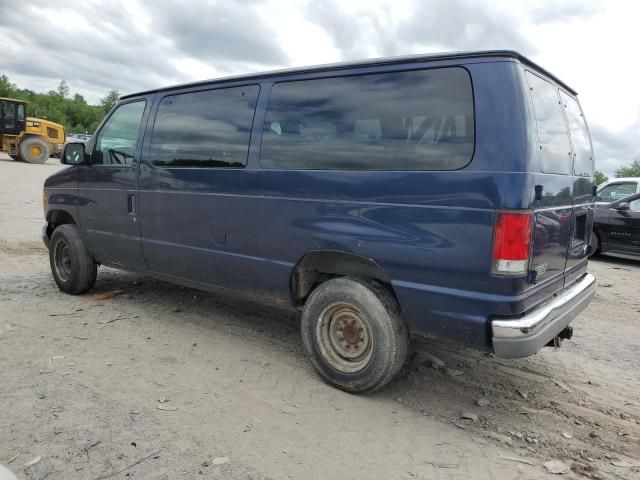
[44,51,596,392]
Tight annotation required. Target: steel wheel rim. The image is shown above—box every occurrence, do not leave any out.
[53,239,72,282]
[315,301,374,373]
[30,145,43,157]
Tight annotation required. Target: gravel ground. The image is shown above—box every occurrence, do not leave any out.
[1,154,639,480]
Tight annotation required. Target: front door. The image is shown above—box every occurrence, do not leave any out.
[1,100,26,136]
[77,98,151,269]
[604,195,640,254]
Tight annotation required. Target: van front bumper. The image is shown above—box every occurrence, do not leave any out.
[491,273,596,358]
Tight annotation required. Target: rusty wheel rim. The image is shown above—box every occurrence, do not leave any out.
[53,239,72,282]
[315,301,374,373]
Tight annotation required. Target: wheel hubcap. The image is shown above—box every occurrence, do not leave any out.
[30,145,43,157]
[53,239,72,282]
[316,301,374,373]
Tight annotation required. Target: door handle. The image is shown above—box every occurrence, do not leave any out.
[127,193,136,214]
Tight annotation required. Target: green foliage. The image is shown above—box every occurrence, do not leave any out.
[594,171,608,185]
[99,89,121,113]
[615,160,640,178]
[0,75,107,134]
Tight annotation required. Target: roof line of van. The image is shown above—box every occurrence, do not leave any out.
[120,50,576,99]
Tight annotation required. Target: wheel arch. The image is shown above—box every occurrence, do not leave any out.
[46,209,77,240]
[291,250,394,304]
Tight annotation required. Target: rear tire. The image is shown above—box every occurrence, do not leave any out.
[301,277,409,393]
[18,136,50,164]
[49,224,97,294]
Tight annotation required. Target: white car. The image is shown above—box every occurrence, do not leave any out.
[596,177,640,204]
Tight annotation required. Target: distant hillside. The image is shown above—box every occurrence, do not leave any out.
[0,75,119,134]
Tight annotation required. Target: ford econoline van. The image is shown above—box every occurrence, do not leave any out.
[44,51,596,392]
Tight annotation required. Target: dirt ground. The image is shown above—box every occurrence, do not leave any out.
[1,153,639,480]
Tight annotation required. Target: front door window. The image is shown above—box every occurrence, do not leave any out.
[93,101,146,166]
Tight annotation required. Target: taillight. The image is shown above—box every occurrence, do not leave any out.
[492,211,533,275]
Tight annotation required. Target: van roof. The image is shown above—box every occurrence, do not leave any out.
[120,50,576,99]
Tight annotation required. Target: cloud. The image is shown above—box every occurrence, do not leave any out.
[591,120,640,176]
[529,0,602,23]
[305,0,536,60]
[148,0,288,67]
[0,0,288,99]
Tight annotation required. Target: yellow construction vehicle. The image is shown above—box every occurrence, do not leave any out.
[0,97,65,163]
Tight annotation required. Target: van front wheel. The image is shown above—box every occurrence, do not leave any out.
[301,277,409,393]
[49,224,97,294]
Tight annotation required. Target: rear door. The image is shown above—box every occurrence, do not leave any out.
[525,72,594,285]
[560,91,595,275]
[525,72,573,284]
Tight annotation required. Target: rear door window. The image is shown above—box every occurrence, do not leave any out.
[260,67,475,170]
[560,92,593,176]
[150,85,259,168]
[526,72,572,175]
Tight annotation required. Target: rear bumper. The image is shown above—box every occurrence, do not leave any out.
[491,273,596,358]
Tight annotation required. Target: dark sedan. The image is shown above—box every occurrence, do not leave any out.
[591,193,640,257]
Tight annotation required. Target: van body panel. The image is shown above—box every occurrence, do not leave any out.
[43,51,596,357]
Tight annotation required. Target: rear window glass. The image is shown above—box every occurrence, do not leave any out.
[526,72,572,175]
[560,92,593,176]
[260,67,474,170]
[150,85,259,168]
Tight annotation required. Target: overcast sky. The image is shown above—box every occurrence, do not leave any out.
[1,0,638,175]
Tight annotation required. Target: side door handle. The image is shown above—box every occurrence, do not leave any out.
[127,193,136,214]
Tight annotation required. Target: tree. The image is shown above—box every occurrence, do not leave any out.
[615,160,640,178]
[57,80,70,99]
[99,89,120,113]
[594,171,608,185]
[0,74,16,97]
[0,75,108,134]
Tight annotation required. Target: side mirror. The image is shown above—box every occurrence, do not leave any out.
[615,202,630,212]
[62,142,87,165]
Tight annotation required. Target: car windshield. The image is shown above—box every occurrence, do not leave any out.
[597,182,637,202]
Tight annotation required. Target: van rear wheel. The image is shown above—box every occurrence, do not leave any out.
[19,136,50,164]
[49,224,97,294]
[301,277,409,393]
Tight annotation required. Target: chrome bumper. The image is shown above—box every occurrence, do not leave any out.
[492,273,596,358]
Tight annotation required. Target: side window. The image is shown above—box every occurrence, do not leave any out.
[260,67,475,170]
[17,104,25,122]
[629,198,640,212]
[150,85,259,168]
[526,72,572,175]
[597,183,637,202]
[560,92,593,176]
[94,101,146,166]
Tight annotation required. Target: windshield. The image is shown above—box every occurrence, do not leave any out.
[597,182,637,202]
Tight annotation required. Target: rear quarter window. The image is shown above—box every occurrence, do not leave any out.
[525,71,572,175]
[260,67,475,170]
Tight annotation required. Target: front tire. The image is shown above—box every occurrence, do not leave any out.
[301,277,409,393]
[19,136,50,164]
[589,230,600,257]
[49,224,97,294]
